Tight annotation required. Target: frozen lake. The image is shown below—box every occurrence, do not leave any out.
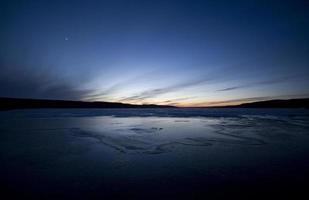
[1,108,309,199]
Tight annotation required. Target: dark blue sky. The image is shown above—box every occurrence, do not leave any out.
[1,0,308,106]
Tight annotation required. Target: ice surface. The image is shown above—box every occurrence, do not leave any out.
[1,108,309,199]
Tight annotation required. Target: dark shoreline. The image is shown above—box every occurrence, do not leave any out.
[1,97,309,110]
[0,97,174,110]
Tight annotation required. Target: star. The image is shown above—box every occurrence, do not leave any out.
[65,37,69,41]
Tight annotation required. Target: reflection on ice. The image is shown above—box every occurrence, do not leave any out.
[68,116,270,154]
[1,109,309,198]
[1,111,308,155]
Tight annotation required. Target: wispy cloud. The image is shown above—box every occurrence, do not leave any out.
[83,70,159,101]
[0,65,92,100]
[216,86,240,92]
[153,97,197,106]
[119,79,211,102]
[217,74,307,92]
[205,97,274,105]
[83,83,124,101]
[192,93,309,107]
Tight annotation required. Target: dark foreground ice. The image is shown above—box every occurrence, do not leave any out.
[0,108,309,199]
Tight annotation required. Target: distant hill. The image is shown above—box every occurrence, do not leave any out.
[0,97,174,110]
[1,97,308,110]
[225,98,309,108]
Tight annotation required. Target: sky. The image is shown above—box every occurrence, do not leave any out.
[1,0,309,106]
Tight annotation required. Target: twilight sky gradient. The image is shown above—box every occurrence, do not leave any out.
[1,0,309,106]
